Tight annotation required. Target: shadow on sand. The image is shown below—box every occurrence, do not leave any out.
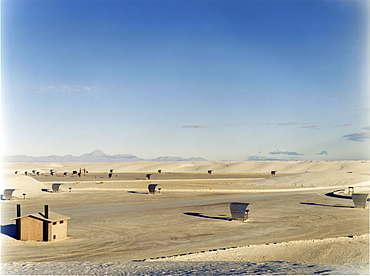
[183,212,232,221]
[1,224,17,239]
[324,191,352,200]
[41,189,53,193]
[300,202,354,208]
[127,191,148,194]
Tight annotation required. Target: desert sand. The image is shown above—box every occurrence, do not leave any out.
[1,161,369,275]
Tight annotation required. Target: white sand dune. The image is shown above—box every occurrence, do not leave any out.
[243,170,370,189]
[2,161,369,196]
[0,174,48,198]
[2,160,369,174]
[1,161,369,275]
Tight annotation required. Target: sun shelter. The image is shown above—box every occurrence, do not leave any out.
[52,183,62,193]
[230,202,251,222]
[352,193,369,208]
[14,205,70,241]
[148,184,161,194]
[4,189,16,200]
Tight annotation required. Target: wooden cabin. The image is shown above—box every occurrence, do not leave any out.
[14,205,70,241]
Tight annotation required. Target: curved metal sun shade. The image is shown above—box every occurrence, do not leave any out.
[148,184,160,194]
[352,193,369,208]
[52,184,62,193]
[230,202,251,221]
[4,189,16,200]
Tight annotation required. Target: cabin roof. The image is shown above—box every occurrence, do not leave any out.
[14,211,70,222]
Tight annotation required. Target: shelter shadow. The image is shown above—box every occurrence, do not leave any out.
[300,202,353,208]
[325,191,351,200]
[184,212,232,221]
[41,189,53,193]
[1,224,16,238]
[127,191,148,194]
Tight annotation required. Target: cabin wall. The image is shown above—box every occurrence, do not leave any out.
[50,220,68,240]
[20,217,43,241]
[19,217,69,241]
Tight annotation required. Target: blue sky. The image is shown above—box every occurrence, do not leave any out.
[1,0,369,161]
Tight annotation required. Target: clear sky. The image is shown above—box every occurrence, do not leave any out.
[1,0,369,161]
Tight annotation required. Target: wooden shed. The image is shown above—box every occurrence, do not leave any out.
[14,205,70,241]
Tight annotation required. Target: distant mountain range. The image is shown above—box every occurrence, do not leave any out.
[3,150,207,162]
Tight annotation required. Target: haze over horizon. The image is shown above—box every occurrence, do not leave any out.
[3,149,370,162]
[1,0,369,161]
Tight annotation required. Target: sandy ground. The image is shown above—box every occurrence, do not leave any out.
[1,161,369,275]
[1,260,369,275]
[147,235,369,263]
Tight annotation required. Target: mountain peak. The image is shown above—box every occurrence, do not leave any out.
[4,151,207,162]
[85,150,108,156]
